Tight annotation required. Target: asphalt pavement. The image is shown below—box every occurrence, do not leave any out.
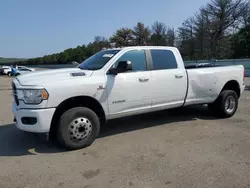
[0,76,250,188]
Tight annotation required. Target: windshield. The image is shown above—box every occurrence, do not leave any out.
[79,49,120,70]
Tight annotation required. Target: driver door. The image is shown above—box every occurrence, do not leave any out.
[106,49,152,118]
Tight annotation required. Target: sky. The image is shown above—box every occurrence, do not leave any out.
[0,0,210,58]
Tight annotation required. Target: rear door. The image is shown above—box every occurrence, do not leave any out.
[149,49,187,109]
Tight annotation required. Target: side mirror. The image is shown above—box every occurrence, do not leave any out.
[107,61,132,75]
[107,68,118,75]
[120,61,132,71]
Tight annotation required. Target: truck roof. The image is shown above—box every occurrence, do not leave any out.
[103,46,178,51]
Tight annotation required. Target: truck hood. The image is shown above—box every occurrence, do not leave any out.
[16,68,93,86]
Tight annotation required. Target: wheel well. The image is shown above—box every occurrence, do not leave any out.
[49,96,106,139]
[221,80,241,98]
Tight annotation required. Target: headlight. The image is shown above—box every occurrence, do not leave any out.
[17,89,49,104]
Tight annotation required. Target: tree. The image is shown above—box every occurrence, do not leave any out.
[242,1,250,26]
[203,0,247,58]
[193,7,211,59]
[109,28,134,47]
[178,18,196,59]
[231,24,250,58]
[166,28,176,46]
[176,0,248,60]
[150,21,167,45]
[91,36,111,52]
[132,22,151,45]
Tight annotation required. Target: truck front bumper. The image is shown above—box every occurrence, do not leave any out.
[12,103,56,133]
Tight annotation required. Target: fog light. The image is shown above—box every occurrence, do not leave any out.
[21,117,37,125]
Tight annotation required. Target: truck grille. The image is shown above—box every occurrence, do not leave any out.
[12,82,19,105]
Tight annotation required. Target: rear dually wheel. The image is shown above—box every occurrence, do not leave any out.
[208,90,238,118]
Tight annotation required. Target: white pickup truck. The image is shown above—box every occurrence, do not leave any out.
[12,46,245,150]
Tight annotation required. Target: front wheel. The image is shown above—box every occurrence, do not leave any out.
[57,107,100,150]
[7,72,12,76]
[208,90,238,118]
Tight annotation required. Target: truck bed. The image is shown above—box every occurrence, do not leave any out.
[184,64,245,106]
[185,63,219,69]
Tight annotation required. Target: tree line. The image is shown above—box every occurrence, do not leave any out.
[18,0,250,65]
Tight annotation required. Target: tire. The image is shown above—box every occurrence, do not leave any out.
[7,72,12,76]
[57,107,100,150]
[208,90,238,118]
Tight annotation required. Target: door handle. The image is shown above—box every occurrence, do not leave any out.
[139,78,149,82]
[175,75,183,79]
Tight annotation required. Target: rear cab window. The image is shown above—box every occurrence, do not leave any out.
[150,49,178,70]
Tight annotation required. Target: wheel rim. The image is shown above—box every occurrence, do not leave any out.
[225,96,236,113]
[68,117,92,142]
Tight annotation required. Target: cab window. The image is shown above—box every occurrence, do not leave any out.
[114,50,147,71]
[150,49,177,70]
